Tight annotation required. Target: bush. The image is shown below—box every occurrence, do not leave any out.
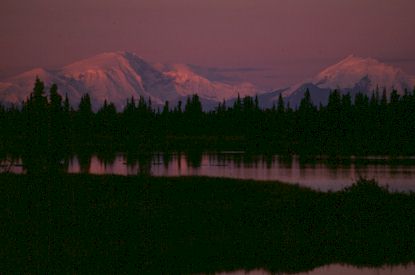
[342,177,389,196]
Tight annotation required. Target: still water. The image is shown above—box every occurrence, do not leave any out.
[4,152,415,192]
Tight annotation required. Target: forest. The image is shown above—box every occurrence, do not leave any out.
[1,78,415,158]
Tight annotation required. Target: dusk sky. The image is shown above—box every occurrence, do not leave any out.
[1,0,415,89]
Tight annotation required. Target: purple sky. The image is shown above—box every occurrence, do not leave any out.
[1,0,414,89]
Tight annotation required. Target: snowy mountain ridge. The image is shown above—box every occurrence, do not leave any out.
[273,55,415,108]
[1,53,414,110]
[0,51,259,110]
[314,54,412,92]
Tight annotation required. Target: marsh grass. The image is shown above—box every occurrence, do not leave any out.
[1,174,414,273]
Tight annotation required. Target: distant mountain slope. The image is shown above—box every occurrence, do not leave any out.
[0,52,260,110]
[2,53,414,110]
[264,55,415,108]
[313,55,412,92]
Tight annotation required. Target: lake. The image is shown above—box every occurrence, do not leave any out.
[3,152,415,192]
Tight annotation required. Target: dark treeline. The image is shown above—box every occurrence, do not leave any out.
[1,78,415,156]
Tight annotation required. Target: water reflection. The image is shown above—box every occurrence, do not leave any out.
[4,152,415,192]
[90,153,415,191]
[0,155,24,174]
[78,151,92,174]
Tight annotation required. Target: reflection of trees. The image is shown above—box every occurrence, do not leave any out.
[22,144,69,175]
[163,152,172,169]
[325,156,352,171]
[186,149,203,168]
[124,151,153,176]
[263,154,274,169]
[97,150,116,168]
[243,153,254,167]
[233,154,243,168]
[138,153,152,176]
[77,149,92,174]
[124,151,137,167]
[243,153,260,168]
[177,152,182,170]
[123,151,139,174]
[278,155,293,169]
[298,155,317,168]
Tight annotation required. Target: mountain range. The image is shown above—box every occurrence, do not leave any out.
[0,52,258,110]
[0,52,414,110]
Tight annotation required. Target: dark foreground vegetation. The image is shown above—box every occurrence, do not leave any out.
[2,174,415,273]
[1,78,415,156]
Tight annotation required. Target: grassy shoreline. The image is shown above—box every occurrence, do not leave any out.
[2,174,415,273]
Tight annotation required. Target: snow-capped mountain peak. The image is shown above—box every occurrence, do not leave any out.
[314,54,410,91]
[0,52,260,110]
[162,63,257,100]
[267,55,415,108]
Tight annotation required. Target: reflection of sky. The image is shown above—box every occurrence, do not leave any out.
[61,153,415,192]
[5,153,415,192]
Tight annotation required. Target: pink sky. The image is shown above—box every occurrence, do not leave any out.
[1,0,414,89]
